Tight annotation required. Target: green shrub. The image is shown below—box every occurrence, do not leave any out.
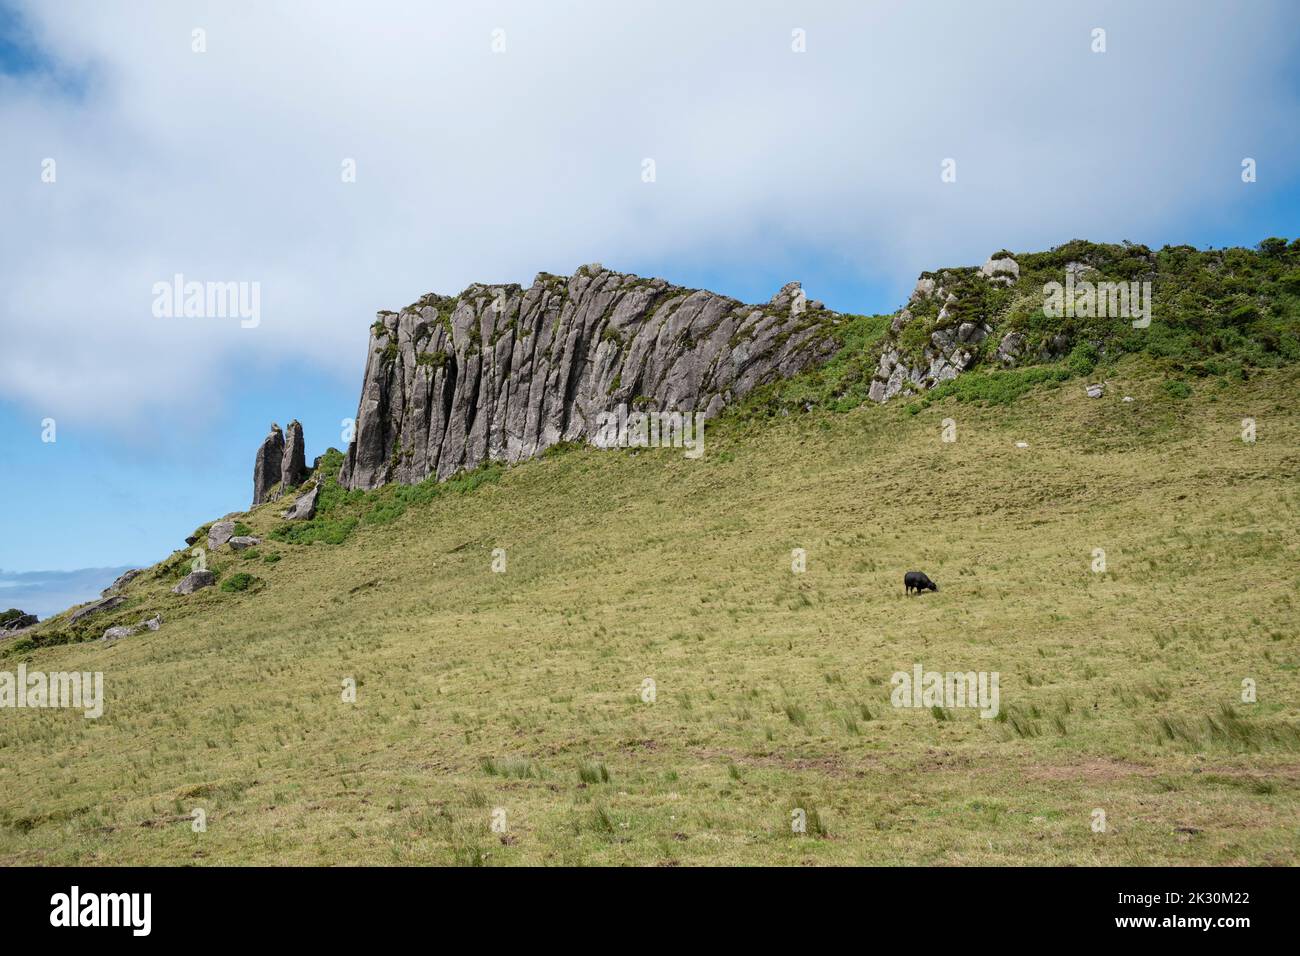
[415,350,447,369]
[220,573,259,593]
[1,630,74,657]
[920,365,1070,408]
[1066,341,1099,376]
[0,609,30,627]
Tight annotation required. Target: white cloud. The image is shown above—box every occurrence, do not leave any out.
[1,0,1296,424]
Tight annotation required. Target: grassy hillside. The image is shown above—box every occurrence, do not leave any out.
[3,352,1298,865]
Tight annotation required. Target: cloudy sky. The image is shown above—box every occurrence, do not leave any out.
[1,1,1297,610]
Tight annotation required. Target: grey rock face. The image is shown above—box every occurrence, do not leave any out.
[252,424,285,506]
[69,594,125,623]
[338,266,840,490]
[868,317,991,403]
[280,482,320,520]
[229,536,261,550]
[281,420,307,489]
[208,520,236,551]
[997,332,1026,366]
[172,570,216,595]
[101,568,142,596]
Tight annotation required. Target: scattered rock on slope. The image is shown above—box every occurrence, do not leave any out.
[280,482,320,520]
[101,568,142,596]
[208,520,237,551]
[252,423,285,506]
[69,594,125,623]
[229,536,262,550]
[102,614,162,643]
[172,570,216,595]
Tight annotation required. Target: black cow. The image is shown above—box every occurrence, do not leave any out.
[904,570,938,595]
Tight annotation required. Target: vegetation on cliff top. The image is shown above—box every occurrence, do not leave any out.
[894,237,1300,376]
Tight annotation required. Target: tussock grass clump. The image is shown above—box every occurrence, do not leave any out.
[577,761,611,785]
[1157,704,1300,753]
[480,757,538,779]
[788,799,829,839]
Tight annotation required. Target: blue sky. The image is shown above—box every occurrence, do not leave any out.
[1,0,1298,614]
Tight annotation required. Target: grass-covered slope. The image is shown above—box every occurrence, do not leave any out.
[2,353,1298,865]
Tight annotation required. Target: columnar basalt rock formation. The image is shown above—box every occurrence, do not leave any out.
[338,264,841,490]
[252,424,285,506]
[281,420,307,489]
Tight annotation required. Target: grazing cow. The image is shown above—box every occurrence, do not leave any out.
[904,570,938,595]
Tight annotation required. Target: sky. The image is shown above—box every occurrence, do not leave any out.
[1,0,1298,614]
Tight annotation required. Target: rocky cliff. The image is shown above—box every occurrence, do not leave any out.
[868,254,1027,403]
[338,264,840,490]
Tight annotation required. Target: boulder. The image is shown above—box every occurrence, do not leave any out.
[208,520,236,551]
[69,594,125,623]
[101,568,142,596]
[979,255,1020,284]
[280,482,320,521]
[252,424,285,506]
[281,420,307,489]
[172,570,216,595]
[229,536,262,551]
[102,613,163,643]
[1085,383,1105,399]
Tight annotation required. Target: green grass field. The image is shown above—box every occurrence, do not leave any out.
[3,356,1298,865]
